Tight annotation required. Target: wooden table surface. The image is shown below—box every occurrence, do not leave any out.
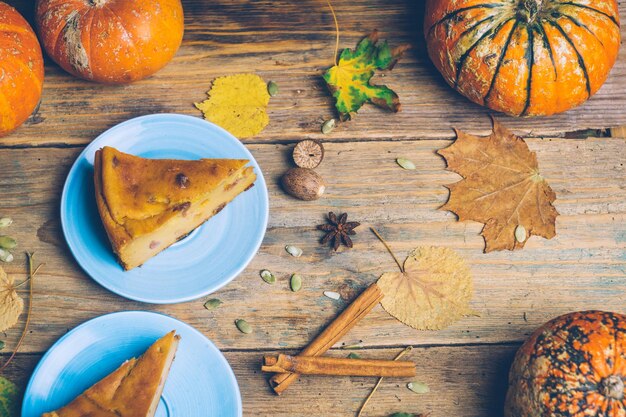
[3,1,626,416]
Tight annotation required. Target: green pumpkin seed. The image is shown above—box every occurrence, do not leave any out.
[396,158,416,170]
[0,341,4,350]
[260,269,276,284]
[514,225,527,243]
[347,352,361,359]
[389,413,415,417]
[0,249,13,263]
[342,340,363,349]
[203,298,223,311]
[321,119,336,134]
[407,381,430,394]
[267,81,279,97]
[323,291,340,300]
[290,273,302,292]
[285,245,302,257]
[0,218,12,228]
[235,319,253,334]
[0,236,16,250]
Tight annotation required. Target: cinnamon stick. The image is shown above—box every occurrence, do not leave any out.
[269,282,384,394]
[263,354,416,377]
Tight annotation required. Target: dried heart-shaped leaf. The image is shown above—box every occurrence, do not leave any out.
[438,119,558,252]
[323,30,410,121]
[0,377,19,417]
[377,247,473,330]
[195,73,270,138]
[0,267,23,333]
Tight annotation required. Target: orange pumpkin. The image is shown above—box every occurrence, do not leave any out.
[505,311,626,417]
[0,2,44,137]
[424,0,621,116]
[35,0,184,84]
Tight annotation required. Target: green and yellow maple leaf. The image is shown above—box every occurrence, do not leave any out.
[323,30,410,121]
[0,377,19,417]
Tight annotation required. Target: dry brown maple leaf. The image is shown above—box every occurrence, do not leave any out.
[377,246,474,330]
[0,266,23,333]
[438,119,558,253]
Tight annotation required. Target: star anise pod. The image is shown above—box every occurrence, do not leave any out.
[317,212,360,251]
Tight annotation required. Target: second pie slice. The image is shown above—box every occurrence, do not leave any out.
[43,331,180,417]
[94,146,257,270]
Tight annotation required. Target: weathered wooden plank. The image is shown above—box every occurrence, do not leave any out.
[0,137,624,353]
[3,0,626,146]
[3,344,518,417]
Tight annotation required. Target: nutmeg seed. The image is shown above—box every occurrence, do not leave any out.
[280,168,325,201]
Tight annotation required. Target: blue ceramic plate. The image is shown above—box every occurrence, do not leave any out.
[60,114,268,304]
[22,311,242,417]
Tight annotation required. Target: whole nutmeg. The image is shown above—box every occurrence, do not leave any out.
[280,168,325,201]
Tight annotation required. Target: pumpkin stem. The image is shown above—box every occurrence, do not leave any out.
[518,0,544,23]
[600,375,624,400]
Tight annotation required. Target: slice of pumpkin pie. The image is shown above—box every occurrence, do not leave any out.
[94,146,256,270]
[43,331,180,417]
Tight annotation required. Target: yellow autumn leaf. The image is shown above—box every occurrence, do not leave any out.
[377,246,474,330]
[195,73,270,139]
[0,266,23,333]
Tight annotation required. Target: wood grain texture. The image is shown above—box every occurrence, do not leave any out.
[2,2,625,415]
[2,0,626,146]
[0,137,624,355]
[3,344,518,417]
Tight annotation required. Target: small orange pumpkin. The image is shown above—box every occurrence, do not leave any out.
[424,0,621,116]
[0,2,44,137]
[505,310,626,417]
[35,0,184,84]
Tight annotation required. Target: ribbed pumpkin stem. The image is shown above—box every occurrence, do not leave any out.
[518,0,544,23]
[600,375,624,400]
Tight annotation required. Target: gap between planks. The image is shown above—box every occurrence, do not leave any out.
[0,133,623,151]
[0,340,525,357]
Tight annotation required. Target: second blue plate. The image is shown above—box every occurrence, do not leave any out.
[60,114,269,303]
[22,311,242,417]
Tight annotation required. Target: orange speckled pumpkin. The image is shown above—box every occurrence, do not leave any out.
[505,311,626,417]
[35,0,184,84]
[0,2,44,137]
[424,0,621,116]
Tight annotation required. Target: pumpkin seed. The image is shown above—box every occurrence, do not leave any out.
[0,218,12,228]
[389,413,415,417]
[321,118,336,134]
[0,236,17,250]
[235,319,253,334]
[203,298,223,311]
[0,341,4,350]
[323,291,341,300]
[260,269,276,284]
[290,273,302,292]
[407,381,430,394]
[514,225,527,243]
[347,352,361,359]
[0,249,13,263]
[285,245,302,257]
[267,81,279,97]
[342,340,363,349]
[396,158,416,170]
